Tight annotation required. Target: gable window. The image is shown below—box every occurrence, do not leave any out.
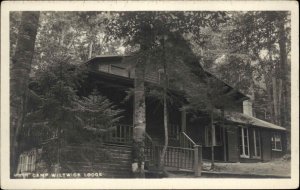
[253,129,261,158]
[98,64,109,72]
[98,64,129,77]
[110,65,128,77]
[239,127,250,158]
[271,132,282,151]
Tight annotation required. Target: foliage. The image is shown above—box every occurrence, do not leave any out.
[74,90,123,134]
[225,11,290,127]
[9,12,22,59]
[31,11,123,73]
[23,58,123,149]
[188,11,291,128]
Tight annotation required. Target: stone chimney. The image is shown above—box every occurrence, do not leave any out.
[243,99,253,116]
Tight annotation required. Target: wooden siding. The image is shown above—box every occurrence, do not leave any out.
[261,129,272,161]
[227,126,239,162]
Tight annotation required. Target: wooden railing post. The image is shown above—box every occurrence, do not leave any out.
[194,145,201,177]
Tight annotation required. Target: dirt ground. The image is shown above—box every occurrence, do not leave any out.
[202,155,291,177]
[166,155,291,178]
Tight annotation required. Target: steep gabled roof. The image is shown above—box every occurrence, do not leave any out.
[204,69,249,101]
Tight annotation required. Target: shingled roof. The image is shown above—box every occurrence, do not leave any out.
[225,111,286,131]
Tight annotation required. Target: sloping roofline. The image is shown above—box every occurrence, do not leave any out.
[85,55,249,101]
[204,69,250,101]
[225,111,286,131]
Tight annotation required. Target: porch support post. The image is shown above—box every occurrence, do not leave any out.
[194,145,201,177]
[181,108,186,133]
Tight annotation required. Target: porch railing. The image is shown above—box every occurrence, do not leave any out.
[144,133,159,169]
[145,132,202,176]
[179,132,196,149]
[102,124,202,176]
[145,144,202,176]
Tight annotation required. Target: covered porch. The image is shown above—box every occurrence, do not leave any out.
[82,69,202,176]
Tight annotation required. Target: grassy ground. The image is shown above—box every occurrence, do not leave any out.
[202,155,291,177]
[166,155,291,178]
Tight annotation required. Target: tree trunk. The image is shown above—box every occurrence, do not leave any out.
[272,76,279,125]
[88,41,93,59]
[265,74,275,122]
[278,17,288,125]
[278,79,283,123]
[160,36,169,169]
[268,88,275,122]
[10,12,40,177]
[268,41,280,125]
[132,54,146,178]
[278,13,290,150]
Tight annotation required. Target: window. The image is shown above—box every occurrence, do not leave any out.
[253,129,261,158]
[271,132,282,151]
[205,125,212,146]
[239,127,250,158]
[98,64,109,72]
[98,64,129,77]
[168,124,180,140]
[204,124,222,147]
[110,65,128,77]
[158,69,169,86]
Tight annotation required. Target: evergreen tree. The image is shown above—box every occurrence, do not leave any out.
[24,58,123,172]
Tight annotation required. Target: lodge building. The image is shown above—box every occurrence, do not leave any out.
[16,33,287,177]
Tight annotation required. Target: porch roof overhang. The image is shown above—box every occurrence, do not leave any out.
[88,70,187,102]
[224,111,286,131]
